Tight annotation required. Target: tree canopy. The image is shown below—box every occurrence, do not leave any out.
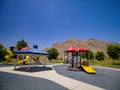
[107,44,120,63]
[95,51,105,61]
[47,48,59,61]
[0,44,6,62]
[16,39,28,50]
[87,50,94,60]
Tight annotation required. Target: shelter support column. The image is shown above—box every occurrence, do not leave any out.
[28,54,31,70]
[79,52,82,69]
[71,53,74,68]
[21,54,24,68]
[76,52,78,63]
[43,58,46,68]
[14,55,18,69]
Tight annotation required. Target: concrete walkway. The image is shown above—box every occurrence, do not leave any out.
[0,65,105,90]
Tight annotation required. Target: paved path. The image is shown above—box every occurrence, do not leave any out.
[0,71,68,90]
[53,64,120,90]
[0,65,104,90]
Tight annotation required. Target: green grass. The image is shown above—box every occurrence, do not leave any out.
[51,60,64,63]
[40,59,64,64]
[90,60,120,69]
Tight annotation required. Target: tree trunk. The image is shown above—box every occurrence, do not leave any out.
[113,59,115,64]
[50,59,52,63]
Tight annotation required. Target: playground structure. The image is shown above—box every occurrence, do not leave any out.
[4,49,35,65]
[17,55,30,65]
[5,49,13,61]
[65,46,96,74]
[13,45,49,69]
[4,45,49,70]
[4,49,15,64]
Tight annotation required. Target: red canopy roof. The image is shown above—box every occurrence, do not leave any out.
[21,46,30,50]
[65,46,77,52]
[76,47,88,52]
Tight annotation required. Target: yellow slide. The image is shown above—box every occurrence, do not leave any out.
[17,60,24,65]
[5,49,13,61]
[82,65,96,74]
[17,56,30,65]
[23,56,29,62]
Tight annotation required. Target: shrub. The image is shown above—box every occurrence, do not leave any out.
[95,51,105,61]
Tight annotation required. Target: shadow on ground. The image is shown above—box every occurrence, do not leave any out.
[113,63,120,65]
[0,71,68,90]
[14,67,53,73]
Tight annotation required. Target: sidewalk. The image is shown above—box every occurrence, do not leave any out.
[0,65,105,90]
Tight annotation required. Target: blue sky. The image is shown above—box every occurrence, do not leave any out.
[0,0,120,49]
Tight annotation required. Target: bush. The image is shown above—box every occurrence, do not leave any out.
[47,48,59,62]
[87,50,94,60]
[0,44,6,62]
[95,51,105,61]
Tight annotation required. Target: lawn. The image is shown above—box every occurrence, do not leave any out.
[39,59,64,64]
[90,60,120,69]
[50,59,120,69]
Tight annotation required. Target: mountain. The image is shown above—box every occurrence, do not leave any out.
[46,38,119,58]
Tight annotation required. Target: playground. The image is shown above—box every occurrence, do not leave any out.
[65,46,96,74]
[4,45,96,74]
[0,45,120,90]
[4,45,49,70]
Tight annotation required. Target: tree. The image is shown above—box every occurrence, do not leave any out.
[95,51,105,61]
[16,39,28,50]
[0,44,6,62]
[107,44,120,64]
[87,50,94,60]
[47,48,59,62]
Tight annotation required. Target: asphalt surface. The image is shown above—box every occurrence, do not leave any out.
[0,71,68,90]
[53,65,120,90]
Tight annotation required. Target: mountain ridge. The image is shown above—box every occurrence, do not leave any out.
[45,38,119,58]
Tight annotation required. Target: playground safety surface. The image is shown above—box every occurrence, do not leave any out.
[53,64,120,90]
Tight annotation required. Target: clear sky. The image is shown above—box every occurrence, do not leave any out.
[0,0,120,49]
